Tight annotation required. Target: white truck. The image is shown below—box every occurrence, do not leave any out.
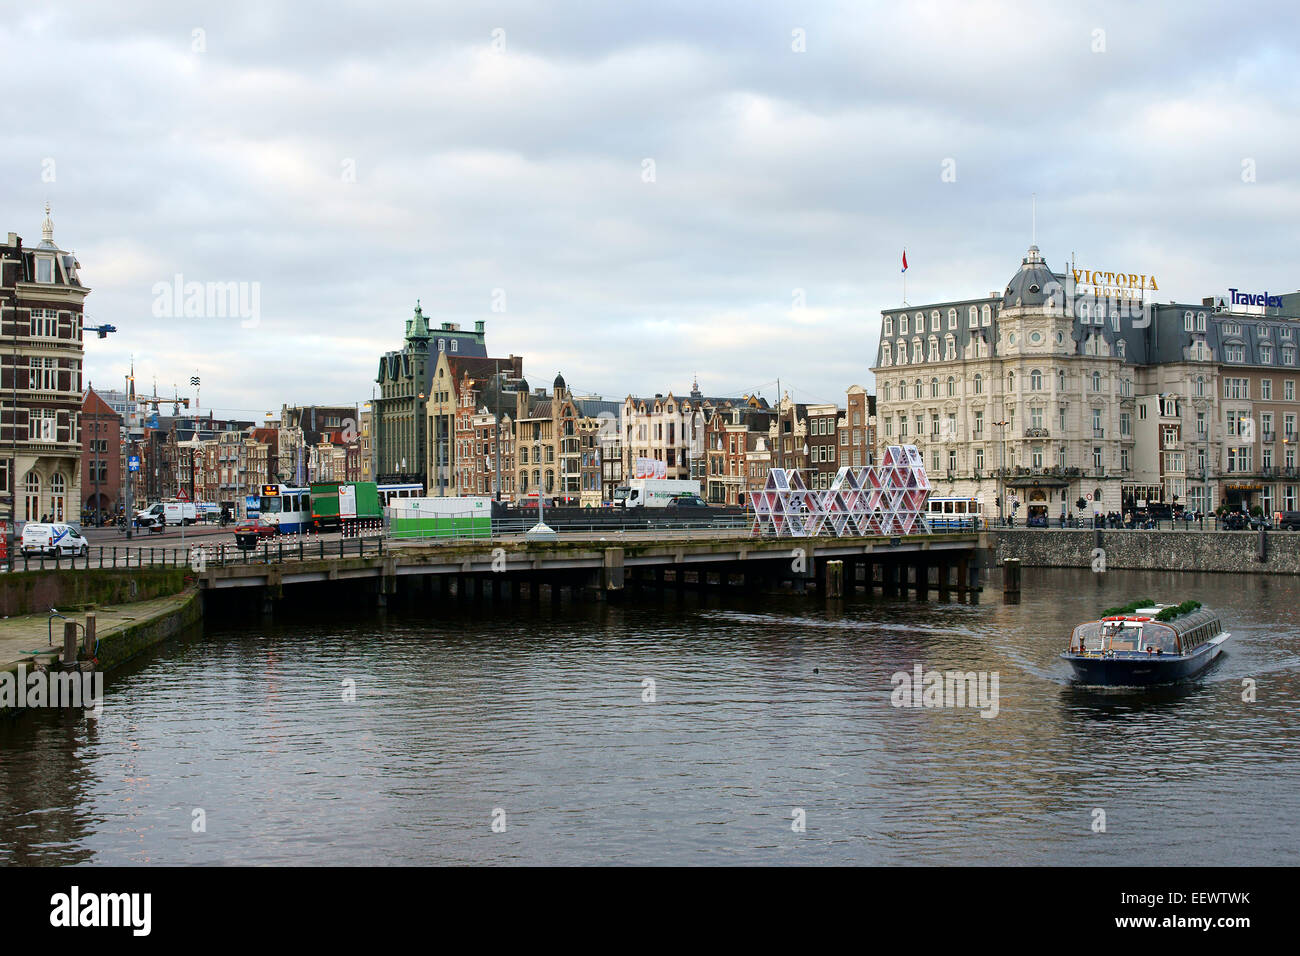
[614,478,702,508]
[137,500,198,526]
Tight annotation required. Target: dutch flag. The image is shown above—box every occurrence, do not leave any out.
[901,250,908,273]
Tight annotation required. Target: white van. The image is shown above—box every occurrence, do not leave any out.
[137,501,198,526]
[20,522,90,557]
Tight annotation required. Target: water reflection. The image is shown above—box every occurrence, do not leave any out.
[1,569,1297,865]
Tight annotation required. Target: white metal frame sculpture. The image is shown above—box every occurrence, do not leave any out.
[749,444,931,537]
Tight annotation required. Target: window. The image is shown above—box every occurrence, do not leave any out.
[974,373,983,395]
[1092,371,1101,392]
[896,339,907,365]
[881,343,892,366]
[928,337,939,362]
[981,305,991,326]
[900,315,908,335]
[1093,447,1103,470]
[930,377,939,398]
[974,411,984,435]
[1007,372,1015,392]
[1225,345,1245,363]
[1261,345,1273,364]
[883,316,893,336]
[1287,380,1296,401]
[29,357,57,391]
[1030,369,1042,390]
[948,449,957,471]
[931,311,940,331]
[947,309,957,330]
[976,448,984,470]
[912,339,922,363]
[947,376,955,397]
[36,258,53,283]
[969,306,978,328]
[944,335,955,360]
[30,308,59,337]
[1262,379,1273,400]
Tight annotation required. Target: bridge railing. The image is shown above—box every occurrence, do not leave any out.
[1,535,390,573]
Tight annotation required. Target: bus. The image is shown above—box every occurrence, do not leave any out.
[377,483,423,509]
[926,496,985,531]
[257,484,312,534]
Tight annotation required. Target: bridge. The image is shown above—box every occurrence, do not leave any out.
[190,528,987,615]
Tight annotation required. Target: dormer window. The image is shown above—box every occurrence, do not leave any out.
[36,257,54,283]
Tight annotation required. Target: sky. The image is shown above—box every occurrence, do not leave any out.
[4,0,1299,420]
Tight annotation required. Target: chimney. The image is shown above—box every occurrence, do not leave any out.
[475,319,485,334]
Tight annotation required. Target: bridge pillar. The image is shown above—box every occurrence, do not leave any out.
[884,562,899,597]
[938,561,951,602]
[825,560,843,598]
[602,548,625,596]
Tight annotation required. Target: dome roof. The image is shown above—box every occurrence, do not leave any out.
[553,372,566,392]
[1002,245,1058,310]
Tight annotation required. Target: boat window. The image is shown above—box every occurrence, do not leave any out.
[1103,621,1142,652]
[1072,622,1101,652]
[1143,623,1178,654]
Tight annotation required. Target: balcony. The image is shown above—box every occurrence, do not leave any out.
[1025,427,1049,438]
[1263,432,1276,443]
[1092,428,1105,439]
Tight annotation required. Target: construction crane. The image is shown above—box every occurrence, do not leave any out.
[84,322,117,339]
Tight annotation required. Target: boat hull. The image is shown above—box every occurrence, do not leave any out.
[1061,635,1228,686]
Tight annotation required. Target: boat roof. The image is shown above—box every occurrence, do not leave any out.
[1098,607,1219,631]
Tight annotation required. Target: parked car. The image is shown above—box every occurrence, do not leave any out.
[1274,510,1300,531]
[1026,513,1048,527]
[665,494,708,510]
[20,522,89,557]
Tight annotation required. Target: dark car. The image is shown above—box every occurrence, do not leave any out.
[665,495,708,509]
[1026,513,1048,528]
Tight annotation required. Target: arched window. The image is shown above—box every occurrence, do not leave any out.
[930,377,939,398]
[899,380,906,399]
[883,316,893,336]
[947,376,956,397]
[23,470,40,521]
[915,379,923,400]
[944,334,955,360]
[974,373,983,395]
[1007,372,1015,392]
[896,339,907,365]
[981,305,991,326]
[883,382,891,402]
[930,310,940,331]
[928,336,939,361]
[1195,376,1204,397]
[1030,369,1042,390]
[1092,371,1102,392]
[881,343,892,367]
[969,306,978,328]
[947,308,957,329]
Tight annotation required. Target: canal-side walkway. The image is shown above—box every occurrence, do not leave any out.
[0,589,201,677]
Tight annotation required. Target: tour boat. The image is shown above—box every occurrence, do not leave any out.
[1062,600,1229,686]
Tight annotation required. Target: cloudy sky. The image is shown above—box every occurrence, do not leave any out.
[4,1,1298,419]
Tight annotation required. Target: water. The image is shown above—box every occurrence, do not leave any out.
[2,568,1298,865]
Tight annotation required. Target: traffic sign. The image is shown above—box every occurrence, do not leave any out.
[177,490,190,501]
[127,456,140,472]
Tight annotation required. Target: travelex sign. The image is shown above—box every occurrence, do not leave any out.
[1229,288,1283,308]
[1071,268,1158,301]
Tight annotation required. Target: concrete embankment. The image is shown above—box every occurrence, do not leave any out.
[993,528,1300,575]
[1,588,202,716]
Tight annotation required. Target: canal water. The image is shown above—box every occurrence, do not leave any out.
[2,568,1297,865]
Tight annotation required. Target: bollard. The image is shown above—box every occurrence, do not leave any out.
[84,612,96,656]
[63,620,78,669]
[825,560,843,598]
[1258,527,1268,563]
[1002,557,1021,605]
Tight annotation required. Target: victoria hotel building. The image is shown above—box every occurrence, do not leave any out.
[871,244,1300,521]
